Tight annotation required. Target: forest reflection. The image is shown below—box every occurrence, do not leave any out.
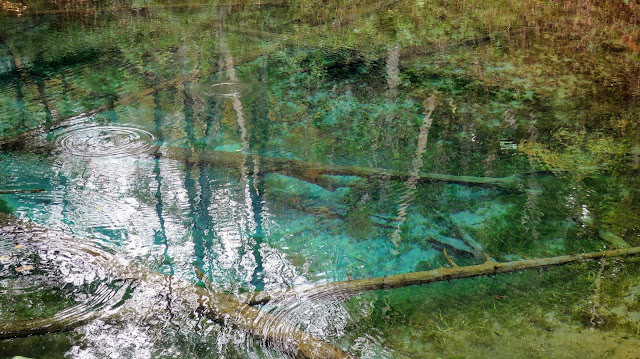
[1,0,640,358]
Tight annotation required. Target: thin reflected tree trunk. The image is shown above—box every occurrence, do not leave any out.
[151,76,170,270]
[522,129,542,242]
[390,96,436,246]
[183,82,217,277]
[382,42,400,154]
[217,12,265,290]
[247,57,271,291]
[150,50,177,326]
[4,38,59,124]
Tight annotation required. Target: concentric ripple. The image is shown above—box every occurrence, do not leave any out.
[54,124,155,158]
[196,82,252,98]
[0,222,133,339]
[254,290,352,356]
[204,82,242,98]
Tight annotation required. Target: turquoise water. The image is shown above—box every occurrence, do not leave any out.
[1,1,640,358]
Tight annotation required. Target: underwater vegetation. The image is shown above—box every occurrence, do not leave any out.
[1,0,640,358]
[0,198,11,213]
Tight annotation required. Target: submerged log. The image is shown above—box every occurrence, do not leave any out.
[2,217,640,357]
[191,278,355,359]
[0,219,354,359]
[246,246,640,305]
[168,147,523,190]
[0,308,99,340]
[0,70,201,149]
[0,33,281,148]
[308,246,640,298]
[0,189,45,194]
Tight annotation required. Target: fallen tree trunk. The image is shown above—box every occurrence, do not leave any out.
[168,147,523,190]
[2,218,640,356]
[0,189,45,194]
[0,70,201,149]
[190,278,355,359]
[245,246,640,305]
[311,246,640,296]
[0,311,99,340]
[0,219,354,359]
[0,33,282,148]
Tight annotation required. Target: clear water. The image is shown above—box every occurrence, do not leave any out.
[1,1,640,358]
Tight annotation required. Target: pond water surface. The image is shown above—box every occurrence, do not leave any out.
[1,1,640,358]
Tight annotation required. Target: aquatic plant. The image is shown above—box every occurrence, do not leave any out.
[0,198,11,213]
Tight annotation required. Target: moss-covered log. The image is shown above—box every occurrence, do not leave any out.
[2,217,640,357]
[311,246,640,296]
[0,310,98,340]
[0,219,354,359]
[168,147,522,189]
[0,36,281,146]
[246,246,640,305]
[0,189,45,194]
